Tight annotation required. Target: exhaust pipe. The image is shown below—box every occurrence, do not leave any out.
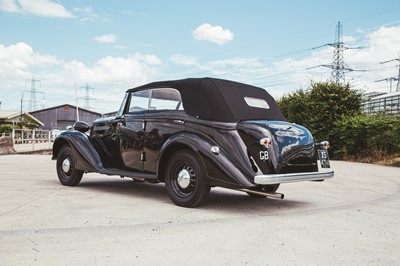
[240,188,284,199]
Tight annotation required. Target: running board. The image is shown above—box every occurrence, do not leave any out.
[100,168,157,180]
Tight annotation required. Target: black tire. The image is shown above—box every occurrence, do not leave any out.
[56,145,83,186]
[246,184,280,198]
[165,150,211,207]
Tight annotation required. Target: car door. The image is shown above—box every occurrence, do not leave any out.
[143,88,185,173]
[118,90,150,171]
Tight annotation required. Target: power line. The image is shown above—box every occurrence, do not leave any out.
[375,53,400,92]
[341,8,400,24]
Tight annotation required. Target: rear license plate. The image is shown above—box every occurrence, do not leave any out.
[318,149,331,169]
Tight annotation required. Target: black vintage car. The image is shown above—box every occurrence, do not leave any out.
[52,78,333,207]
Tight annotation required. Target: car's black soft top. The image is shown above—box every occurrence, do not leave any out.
[128,77,286,122]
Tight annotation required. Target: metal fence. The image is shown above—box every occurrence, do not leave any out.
[12,129,53,144]
[0,129,54,153]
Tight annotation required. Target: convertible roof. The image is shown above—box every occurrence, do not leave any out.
[128,77,286,122]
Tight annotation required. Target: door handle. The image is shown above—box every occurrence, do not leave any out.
[173,120,184,124]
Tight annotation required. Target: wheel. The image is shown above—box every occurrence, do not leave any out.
[56,145,83,186]
[246,184,280,198]
[165,150,210,207]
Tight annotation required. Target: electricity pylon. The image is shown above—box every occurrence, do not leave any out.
[80,83,96,110]
[311,22,364,84]
[25,77,44,111]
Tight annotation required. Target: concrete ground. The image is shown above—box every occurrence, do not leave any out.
[0,155,399,266]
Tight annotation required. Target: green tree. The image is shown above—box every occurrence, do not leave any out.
[277,89,310,129]
[307,82,362,140]
[0,124,14,133]
[277,82,363,155]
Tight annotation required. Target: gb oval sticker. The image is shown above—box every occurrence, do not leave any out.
[260,151,269,161]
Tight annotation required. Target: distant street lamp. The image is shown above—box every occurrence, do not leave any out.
[20,94,24,128]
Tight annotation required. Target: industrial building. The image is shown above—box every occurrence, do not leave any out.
[362,91,400,115]
[29,104,101,130]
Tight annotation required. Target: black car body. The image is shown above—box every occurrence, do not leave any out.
[53,78,333,207]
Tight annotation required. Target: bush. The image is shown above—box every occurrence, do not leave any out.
[332,114,400,158]
[0,124,14,133]
[277,82,400,161]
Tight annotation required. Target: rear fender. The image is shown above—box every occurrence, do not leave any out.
[158,133,254,189]
[52,131,103,172]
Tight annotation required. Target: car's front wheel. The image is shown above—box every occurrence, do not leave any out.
[165,150,210,207]
[56,145,83,186]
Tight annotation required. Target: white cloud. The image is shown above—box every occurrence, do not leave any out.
[64,54,161,85]
[1,25,400,112]
[176,25,400,98]
[73,6,105,23]
[169,54,198,66]
[120,10,149,17]
[0,0,75,18]
[94,34,117,43]
[114,45,127,49]
[192,23,234,45]
[0,42,59,78]
[73,6,93,13]
[0,0,21,13]
[0,42,162,112]
[60,54,162,111]
[343,35,357,44]
[265,26,400,96]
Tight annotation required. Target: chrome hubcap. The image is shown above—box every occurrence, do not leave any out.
[177,169,191,189]
[62,158,71,173]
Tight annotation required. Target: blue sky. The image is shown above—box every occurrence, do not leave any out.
[1,0,400,113]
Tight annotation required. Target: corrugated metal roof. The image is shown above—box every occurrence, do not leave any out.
[369,91,400,100]
[29,104,102,116]
[0,110,22,119]
[0,111,44,126]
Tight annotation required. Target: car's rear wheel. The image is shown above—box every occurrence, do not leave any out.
[165,150,210,207]
[56,145,83,186]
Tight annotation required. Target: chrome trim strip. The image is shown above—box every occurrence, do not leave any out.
[254,170,334,185]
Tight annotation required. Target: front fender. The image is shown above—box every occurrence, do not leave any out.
[52,131,103,172]
[159,133,254,189]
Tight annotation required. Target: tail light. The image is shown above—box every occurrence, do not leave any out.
[260,137,271,148]
[317,141,330,150]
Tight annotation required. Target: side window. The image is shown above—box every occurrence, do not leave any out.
[149,88,184,111]
[128,90,150,113]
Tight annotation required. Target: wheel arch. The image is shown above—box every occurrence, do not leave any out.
[158,141,200,182]
[52,131,104,173]
[52,138,69,159]
[157,132,254,189]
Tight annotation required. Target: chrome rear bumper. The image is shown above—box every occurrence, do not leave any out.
[254,170,334,185]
